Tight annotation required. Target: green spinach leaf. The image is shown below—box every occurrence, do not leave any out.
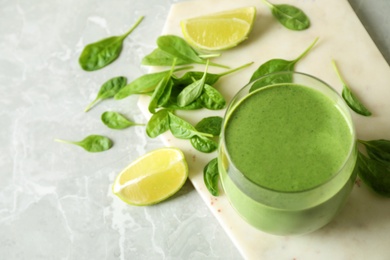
[359,139,390,164]
[148,62,176,114]
[146,109,170,138]
[168,112,212,139]
[262,0,310,31]
[177,60,209,107]
[55,135,113,152]
[250,37,318,92]
[79,16,144,71]
[199,84,226,110]
[203,158,220,196]
[357,151,390,197]
[101,111,143,129]
[85,76,127,112]
[190,136,218,153]
[142,48,193,66]
[173,62,253,87]
[332,60,372,116]
[195,116,223,136]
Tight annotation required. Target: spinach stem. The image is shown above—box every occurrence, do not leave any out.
[121,16,144,39]
[199,53,221,59]
[54,138,77,145]
[219,62,254,77]
[84,98,100,112]
[331,59,348,88]
[293,37,319,64]
[261,0,274,9]
[205,61,230,69]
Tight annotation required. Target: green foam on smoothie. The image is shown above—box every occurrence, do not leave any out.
[225,84,353,192]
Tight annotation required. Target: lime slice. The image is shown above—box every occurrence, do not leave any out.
[181,6,257,51]
[112,147,188,206]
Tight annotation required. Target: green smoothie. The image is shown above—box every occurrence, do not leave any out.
[219,81,357,235]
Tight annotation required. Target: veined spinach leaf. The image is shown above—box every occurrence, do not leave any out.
[190,135,218,153]
[173,62,253,87]
[357,151,390,197]
[55,135,113,152]
[195,116,223,136]
[79,16,144,71]
[114,66,192,100]
[84,76,127,112]
[148,61,176,114]
[146,109,170,138]
[199,84,226,110]
[101,111,143,129]
[177,60,209,107]
[332,60,372,116]
[249,37,318,92]
[142,48,193,66]
[203,158,220,196]
[262,0,310,31]
[143,35,229,68]
[359,139,390,164]
[168,112,212,139]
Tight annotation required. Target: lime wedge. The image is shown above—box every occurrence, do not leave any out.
[181,6,257,51]
[112,147,188,206]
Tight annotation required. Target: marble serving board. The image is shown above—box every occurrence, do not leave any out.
[138,0,390,258]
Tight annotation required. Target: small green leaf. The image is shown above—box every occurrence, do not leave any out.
[55,135,113,152]
[79,16,144,71]
[357,152,390,197]
[142,48,193,66]
[199,84,226,110]
[249,38,318,92]
[332,60,372,116]
[195,116,223,136]
[359,139,390,164]
[168,112,212,139]
[146,109,170,138]
[101,111,143,129]
[177,60,209,107]
[262,0,310,31]
[190,136,217,153]
[203,158,220,196]
[148,62,176,114]
[85,76,127,112]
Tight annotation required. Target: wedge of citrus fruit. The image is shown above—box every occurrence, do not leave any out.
[181,6,257,51]
[112,147,188,206]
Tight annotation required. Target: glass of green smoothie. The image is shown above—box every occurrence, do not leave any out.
[219,71,357,235]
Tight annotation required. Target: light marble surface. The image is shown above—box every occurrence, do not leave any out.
[0,0,389,259]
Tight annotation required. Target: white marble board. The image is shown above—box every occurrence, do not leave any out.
[138,0,390,259]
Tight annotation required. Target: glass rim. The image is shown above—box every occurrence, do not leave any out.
[220,71,357,195]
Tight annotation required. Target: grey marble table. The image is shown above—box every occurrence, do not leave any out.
[1,0,389,259]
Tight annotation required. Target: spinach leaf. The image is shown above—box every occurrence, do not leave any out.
[195,116,223,136]
[199,84,226,110]
[249,37,318,92]
[55,135,113,152]
[143,35,229,68]
[203,158,220,196]
[173,62,253,87]
[357,152,390,197]
[84,76,127,112]
[262,0,310,31]
[142,48,193,66]
[168,112,212,139]
[332,60,372,116]
[148,62,176,114]
[146,109,170,138]
[359,139,390,164]
[190,136,218,153]
[177,60,209,107]
[79,16,144,71]
[101,111,143,129]
[114,66,192,100]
